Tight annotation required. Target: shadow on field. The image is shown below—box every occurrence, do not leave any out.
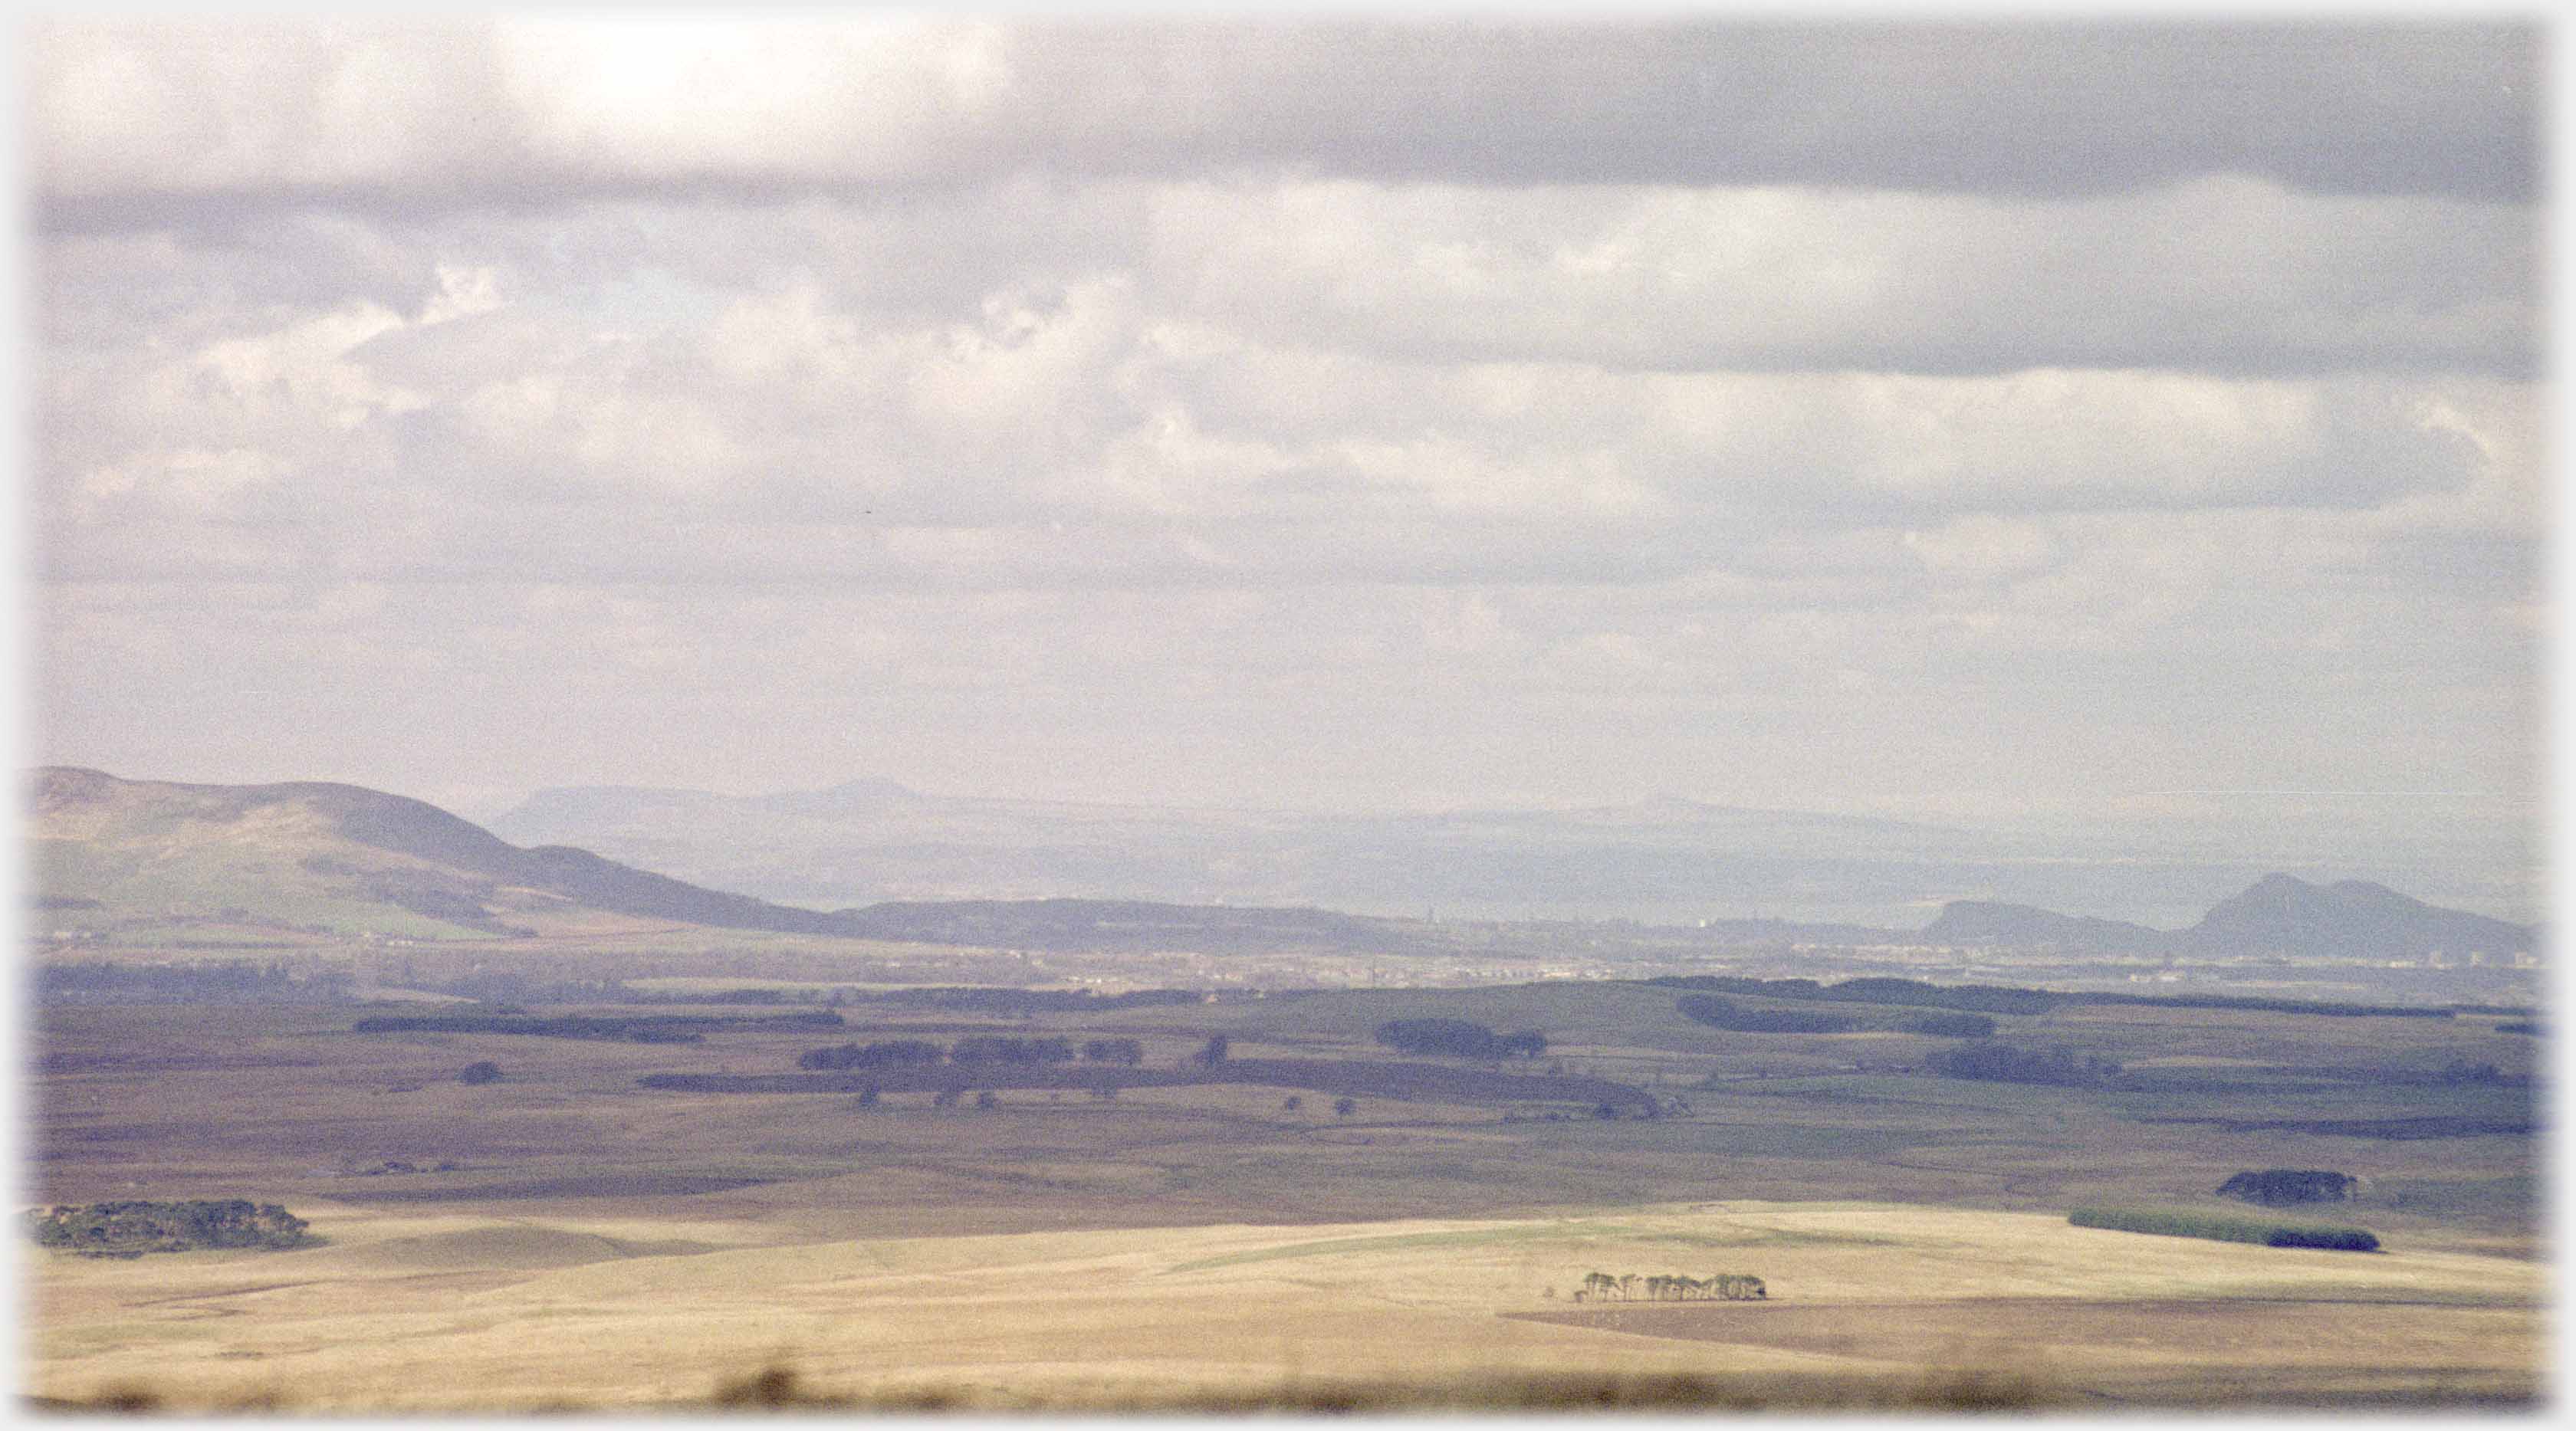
[29,1360,2538,1415]
[701,1360,2071,1413]
[23,1364,2062,1415]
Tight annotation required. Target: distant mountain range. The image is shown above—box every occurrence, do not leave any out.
[485,776,2513,931]
[1922,874,2535,962]
[27,767,2539,964]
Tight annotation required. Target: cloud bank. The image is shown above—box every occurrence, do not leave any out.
[28,18,2542,862]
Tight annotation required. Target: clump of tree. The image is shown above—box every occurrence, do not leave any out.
[2068,1205,2377,1252]
[2217,1170,2357,1207]
[799,1039,945,1071]
[1373,1019,1548,1059]
[951,1036,1075,1067]
[25,1200,314,1258]
[1082,1038,1144,1065]
[1572,1270,1765,1302]
[2436,1058,2513,1085]
[1930,1042,2121,1088]
[457,1061,503,1085]
[1674,996,1857,1035]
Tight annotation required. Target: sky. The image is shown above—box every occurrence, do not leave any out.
[21,15,2548,865]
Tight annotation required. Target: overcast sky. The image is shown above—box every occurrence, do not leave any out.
[24,15,2545,852]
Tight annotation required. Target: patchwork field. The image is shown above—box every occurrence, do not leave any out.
[21,981,2549,1409]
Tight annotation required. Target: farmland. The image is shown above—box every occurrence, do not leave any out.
[22,970,2546,1410]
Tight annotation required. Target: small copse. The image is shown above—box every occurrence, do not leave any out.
[1674,996,1858,1035]
[25,1200,314,1258]
[1373,1018,1546,1059]
[2216,1169,2357,1207]
[1932,1042,2121,1087]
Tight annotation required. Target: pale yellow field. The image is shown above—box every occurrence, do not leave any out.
[23,1199,2545,1411]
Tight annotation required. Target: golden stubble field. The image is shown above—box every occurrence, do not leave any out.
[24,991,2548,1410]
[23,1197,2545,1412]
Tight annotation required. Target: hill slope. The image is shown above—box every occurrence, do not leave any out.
[2185,873,2533,960]
[25,769,1418,953]
[1921,875,2535,961]
[1917,901,2173,954]
[26,766,858,940]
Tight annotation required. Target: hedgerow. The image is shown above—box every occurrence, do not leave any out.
[2067,1206,2378,1252]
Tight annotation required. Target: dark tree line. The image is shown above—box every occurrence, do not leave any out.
[800,1035,1142,1071]
[1674,996,1858,1035]
[953,1035,1076,1066]
[2073,990,2448,1019]
[799,1039,943,1071]
[1373,1019,1546,1059]
[644,1056,1651,1115]
[857,986,1207,1014]
[2070,1205,2377,1252]
[1895,1011,1996,1038]
[1929,1042,2123,1088]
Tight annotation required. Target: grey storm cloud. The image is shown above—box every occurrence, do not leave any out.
[31,17,2537,224]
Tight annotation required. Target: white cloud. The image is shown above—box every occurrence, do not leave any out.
[1142,176,2529,375]
[22,16,2545,848]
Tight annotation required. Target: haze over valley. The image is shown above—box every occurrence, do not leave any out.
[34,765,2543,1013]
[21,13,2546,1415]
[486,774,2541,933]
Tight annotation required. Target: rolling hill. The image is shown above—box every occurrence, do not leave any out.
[23,768,1421,953]
[2184,872,2536,960]
[1921,875,2536,961]
[26,766,869,940]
